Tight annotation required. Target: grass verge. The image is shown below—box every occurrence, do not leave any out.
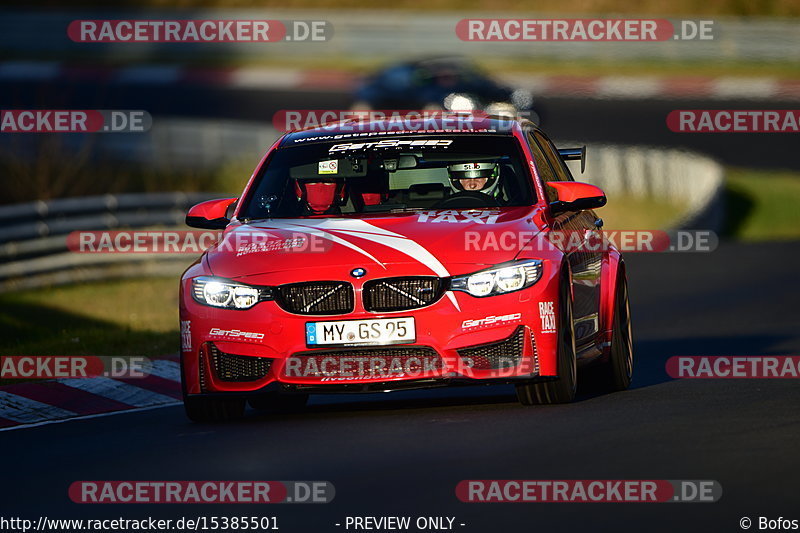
[724,168,800,240]
[0,278,180,362]
[599,194,684,231]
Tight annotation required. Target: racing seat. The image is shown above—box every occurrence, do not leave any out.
[497,163,521,205]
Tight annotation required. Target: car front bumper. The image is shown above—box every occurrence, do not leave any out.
[179,263,562,396]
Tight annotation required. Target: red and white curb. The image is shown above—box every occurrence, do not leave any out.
[0,357,181,430]
[2,60,799,100]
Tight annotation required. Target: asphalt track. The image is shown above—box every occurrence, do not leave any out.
[2,240,799,532]
[1,80,798,169]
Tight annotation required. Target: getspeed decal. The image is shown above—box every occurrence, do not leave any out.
[209,328,265,340]
[462,313,522,330]
[328,139,453,152]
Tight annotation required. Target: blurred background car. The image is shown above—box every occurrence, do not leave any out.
[352,56,540,123]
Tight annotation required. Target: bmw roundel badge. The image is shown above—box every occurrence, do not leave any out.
[351,267,367,278]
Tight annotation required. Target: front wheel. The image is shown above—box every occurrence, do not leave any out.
[516,279,577,405]
[600,273,634,391]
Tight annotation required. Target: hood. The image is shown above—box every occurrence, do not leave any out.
[205,206,546,281]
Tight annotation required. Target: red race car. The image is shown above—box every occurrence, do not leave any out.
[180,115,633,422]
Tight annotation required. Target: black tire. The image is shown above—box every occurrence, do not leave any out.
[183,394,245,423]
[600,272,634,392]
[248,393,309,413]
[516,277,577,405]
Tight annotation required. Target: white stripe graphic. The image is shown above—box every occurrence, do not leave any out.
[58,377,176,407]
[252,219,461,310]
[262,221,386,269]
[0,391,75,423]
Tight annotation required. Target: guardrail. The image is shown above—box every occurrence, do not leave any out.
[573,144,725,230]
[0,192,217,293]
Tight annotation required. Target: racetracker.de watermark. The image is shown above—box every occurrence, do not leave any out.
[666,356,800,378]
[456,19,715,41]
[1,110,150,133]
[667,110,800,133]
[282,353,537,381]
[463,230,718,253]
[69,481,334,504]
[67,231,330,255]
[68,20,332,42]
[271,110,525,133]
[0,356,152,379]
[456,480,721,502]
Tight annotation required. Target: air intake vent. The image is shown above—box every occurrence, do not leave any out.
[275,281,354,315]
[363,277,443,312]
[457,326,527,370]
[209,344,273,382]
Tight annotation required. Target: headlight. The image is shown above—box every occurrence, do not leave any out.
[191,276,271,310]
[450,260,542,297]
[466,272,495,297]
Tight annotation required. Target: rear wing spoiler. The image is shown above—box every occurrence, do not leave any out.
[558,146,586,173]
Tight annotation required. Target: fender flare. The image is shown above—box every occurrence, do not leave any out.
[599,248,625,359]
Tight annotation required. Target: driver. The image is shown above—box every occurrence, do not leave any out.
[447,162,502,198]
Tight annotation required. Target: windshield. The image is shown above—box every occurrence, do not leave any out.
[239,134,535,219]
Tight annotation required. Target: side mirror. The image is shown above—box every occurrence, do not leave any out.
[185,198,237,229]
[547,182,606,214]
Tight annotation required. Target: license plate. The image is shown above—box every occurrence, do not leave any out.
[306,317,415,347]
